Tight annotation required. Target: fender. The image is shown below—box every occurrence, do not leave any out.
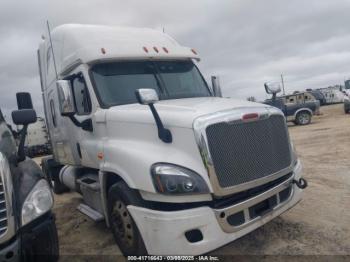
[293,108,313,118]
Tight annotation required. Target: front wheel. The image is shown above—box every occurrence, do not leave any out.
[295,111,312,125]
[108,181,147,256]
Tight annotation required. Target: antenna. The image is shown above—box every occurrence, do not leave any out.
[46,21,58,80]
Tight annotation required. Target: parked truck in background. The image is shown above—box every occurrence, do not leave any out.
[38,24,307,256]
[318,87,345,105]
[0,93,58,261]
[23,117,51,157]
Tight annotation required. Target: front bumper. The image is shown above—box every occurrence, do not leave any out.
[0,212,58,262]
[128,161,303,255]
[0,238,19,262]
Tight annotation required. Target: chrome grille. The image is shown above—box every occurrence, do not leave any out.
[206,114,291,188]
[0,180,7,236]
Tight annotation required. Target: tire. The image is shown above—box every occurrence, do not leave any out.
[295,111,311,125]
[107,181,147,256]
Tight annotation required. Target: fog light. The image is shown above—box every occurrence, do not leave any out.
[185,229,203,243]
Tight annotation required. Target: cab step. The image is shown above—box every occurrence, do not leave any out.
[77,203,104,222]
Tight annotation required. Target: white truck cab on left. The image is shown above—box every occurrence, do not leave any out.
[39,24,307,256]
[0,93,58,261]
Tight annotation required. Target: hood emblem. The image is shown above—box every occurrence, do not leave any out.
[242,113,259,122]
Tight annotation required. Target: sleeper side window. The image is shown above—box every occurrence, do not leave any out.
[71,74,92,115]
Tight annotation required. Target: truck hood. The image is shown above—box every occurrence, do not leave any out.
[106,97,271,129]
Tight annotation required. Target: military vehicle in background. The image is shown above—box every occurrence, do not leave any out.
[305,89,327,106]
[264,83,320,125]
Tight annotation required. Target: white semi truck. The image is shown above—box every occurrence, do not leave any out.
[38,24,307,256]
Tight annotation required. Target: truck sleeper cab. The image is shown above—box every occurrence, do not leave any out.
[0,96,58,261]
[38,24,307,256]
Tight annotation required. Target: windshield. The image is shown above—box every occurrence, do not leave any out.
[90,60,211,107]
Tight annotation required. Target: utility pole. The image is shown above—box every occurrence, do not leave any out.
[281,74,286,95]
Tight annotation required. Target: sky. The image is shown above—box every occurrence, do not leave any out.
[1,0,350,120]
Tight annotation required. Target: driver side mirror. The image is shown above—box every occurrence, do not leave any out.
[264,82,281,94]
[12,92,37,162]
[57,80,76,116]
[11,109,37,126]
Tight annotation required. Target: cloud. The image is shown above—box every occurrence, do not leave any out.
[1,0,350,120]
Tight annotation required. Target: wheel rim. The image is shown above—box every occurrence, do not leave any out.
[299,113,310,124]
[111,200,135,248]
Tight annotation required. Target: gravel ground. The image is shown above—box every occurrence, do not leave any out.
[42,104,350,261]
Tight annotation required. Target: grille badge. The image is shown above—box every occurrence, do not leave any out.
[242,113,259,122]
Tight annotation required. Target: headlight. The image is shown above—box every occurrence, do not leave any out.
[22,179,53,226]
[151,163,209,195]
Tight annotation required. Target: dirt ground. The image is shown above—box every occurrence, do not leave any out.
[42,104,350,260]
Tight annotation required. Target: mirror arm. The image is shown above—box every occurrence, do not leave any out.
[272,93,277,101]
[148,103,172,143]
[17,125,28,162]
[67,115,93,132]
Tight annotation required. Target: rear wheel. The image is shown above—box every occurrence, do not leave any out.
[108,181,147,256]
[295,111,311,125]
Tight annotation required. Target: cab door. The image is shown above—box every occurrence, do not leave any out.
[66,68,104,169]
[47,85,82,166]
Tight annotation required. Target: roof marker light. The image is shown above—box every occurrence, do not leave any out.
[153,47,159,53]
[143,46,149,53]
[191,48,198,55]
[162,47,169,53]
[101,48,106,54]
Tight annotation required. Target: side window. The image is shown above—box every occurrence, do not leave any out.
[71,74,92,115]
[50,99,57,127]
